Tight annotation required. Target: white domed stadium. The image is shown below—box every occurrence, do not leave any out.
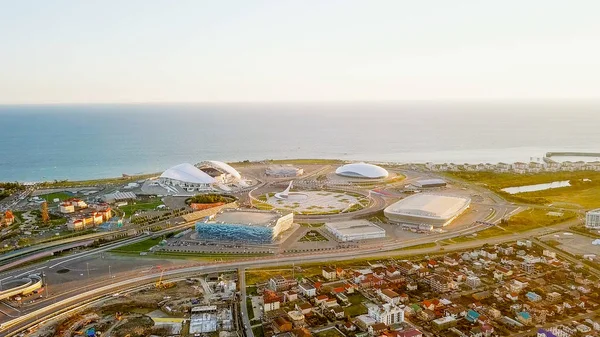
[196,160,242,183]
[159,163,216,192]
[335,162,389,179]
[384,194,471,227]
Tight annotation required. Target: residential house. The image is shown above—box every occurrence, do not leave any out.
[466,276,481,289]
[526,292,542,302]
[264,290,281,312]
[295,302,312,315]
[284,291,298,302]
[274,317,292,333]
[429,275,451,293]
[516,311,532,325]
[298,283,316,298]
[322,266,337,281]
[330,305,345,319]
[431,316,457,331]
[466,309,480,323]
[269,276,297,291]
[378,289,401,305]
[547,292,562,303]
[367,303,404,325]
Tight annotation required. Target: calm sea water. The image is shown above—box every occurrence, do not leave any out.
[0,102,599,182]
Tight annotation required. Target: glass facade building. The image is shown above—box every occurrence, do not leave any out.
[586,209,600,229]
[195,222,274,244]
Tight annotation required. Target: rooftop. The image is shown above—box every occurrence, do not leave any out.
[384,193,471,220]
[335,162,389,179]
[211,209,283,227]
[161,163,216,184]
[325,220,385,235]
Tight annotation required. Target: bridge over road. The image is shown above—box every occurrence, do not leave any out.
[0,274,43,301]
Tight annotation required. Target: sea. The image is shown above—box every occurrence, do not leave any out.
[0,102,599,182]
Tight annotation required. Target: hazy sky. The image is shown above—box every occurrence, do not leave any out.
[1,0,599,104]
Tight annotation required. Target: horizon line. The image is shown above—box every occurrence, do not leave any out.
[2,98,600,107]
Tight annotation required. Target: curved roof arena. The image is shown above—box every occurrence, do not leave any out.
[335,162,389,179]
[160,163,216,184]
[384,194,470,223]
[198,160,242,179]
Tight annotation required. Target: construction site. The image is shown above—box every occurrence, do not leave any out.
[26,271,240,337]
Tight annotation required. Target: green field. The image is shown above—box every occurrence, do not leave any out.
[38,192,73,203]
[344,293,368,317]
[246,298,255,320]
[252,326,264,337]
[119,200,164,217]
[299,223,325,227]
[445,170,600,208]
[394,242,437,251]
[299,230,328,242]
[502,208,577,231]
[443,208,577,244]
[111,237,163,253]
[38,173,159,188]
[314,328,346,337]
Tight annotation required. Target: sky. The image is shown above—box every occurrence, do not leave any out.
[1,0,599,104]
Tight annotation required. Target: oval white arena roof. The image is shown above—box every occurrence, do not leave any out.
[161,163,216,184]
[203,160,242,179]
[335,162,389,179]
[384,194,471,220]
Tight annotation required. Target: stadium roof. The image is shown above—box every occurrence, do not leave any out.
[385,194,470,220]
[414,178,446,187]
[160,163,216,184]
[198,160,241,179]
[335,162,389,179]
[326,221,385,235]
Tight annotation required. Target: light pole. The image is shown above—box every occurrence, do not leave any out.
[109,265,112,279]
[86,262,90,278]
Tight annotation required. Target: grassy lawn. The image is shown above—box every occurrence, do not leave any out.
[299,230,329,242]
[445,170,600,208]
[344,293,368,317]
[394,242,437,251]
[299,223,325,227]
[501,208,577,232]
[119,200,164,217]
[38,192,74,203]
[110,237,163,253]
[314,328,346,337]
[252,326,265,337]
[246,298,255,320]
[246,268,315,285]
[38,173,159,188]
[444,208,576,244]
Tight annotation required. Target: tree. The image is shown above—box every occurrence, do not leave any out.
[41,201,50,224]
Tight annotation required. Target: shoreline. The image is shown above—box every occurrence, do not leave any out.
[3,154,600,184]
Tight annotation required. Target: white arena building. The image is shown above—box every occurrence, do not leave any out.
[586,209,600,229]
[325,220,386,242]
[335,162,389,179]
[151,161,246,195]
[196,160,242,184]
[384,194,471,227]
[159,163,217,192]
